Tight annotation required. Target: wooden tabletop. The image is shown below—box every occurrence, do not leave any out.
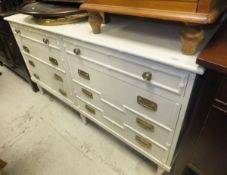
[197,19,227,74]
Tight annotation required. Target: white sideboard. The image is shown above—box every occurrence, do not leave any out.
[5,14,221,175]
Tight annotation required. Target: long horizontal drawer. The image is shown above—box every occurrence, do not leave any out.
[12,25,60,49]
[65,39,189,97]
[23,54,72,101]
[78,97,169,163]
[70,56,181,129]
[21,37,65,72]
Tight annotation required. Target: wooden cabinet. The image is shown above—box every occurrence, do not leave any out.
[80,0,227,55]
[170,19,227,175]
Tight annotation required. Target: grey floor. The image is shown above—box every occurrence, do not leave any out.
[0,66,157,175]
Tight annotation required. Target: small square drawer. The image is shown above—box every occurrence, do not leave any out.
[24,55,72,101]
[65,39,189,96]
[12,25,60,49]
[21,37,65,72]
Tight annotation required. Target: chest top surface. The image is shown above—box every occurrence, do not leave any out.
[4,14,225,74]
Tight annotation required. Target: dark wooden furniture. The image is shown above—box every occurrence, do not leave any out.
[80,0,227,55]
[0,0,38,91]
[170,19,227,175]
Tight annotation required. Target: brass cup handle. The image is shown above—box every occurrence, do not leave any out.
[59,89,67,97]
[74,48,81,55]
[15,29,21,34]
[43,38,49,45]
[135,135,152,149]
[28,60,35,67]
[142,72,152,81]
[33,73,40,80]
[54,73,63,82]
[85,104,96,115]
[78,69,90,80]
[49,57,58,66]
[136,118,154,132]
[23,46,30,53]
[137,96,157,112]
[82,88,93,99]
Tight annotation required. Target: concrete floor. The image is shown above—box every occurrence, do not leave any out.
[0,66,157,175]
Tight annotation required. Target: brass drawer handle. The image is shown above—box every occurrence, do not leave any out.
[23,46,30,53]
[135,135,152,149]
[74,48,81,55]
[137,96,157,111]
[49,57,58,66]
[85,104,96,115]
[28,60,35,67]
[59,89,67,97]
[33,73,40,80]
[15,29,21,34]
[142,72,152,81]
[82,88,93,99]
[54,73,63,82]
[78,69,90,80]
[43,38,49,45]
[136,118,154,132]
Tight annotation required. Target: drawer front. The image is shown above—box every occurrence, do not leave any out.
[69,57,181,129]
[85,0,197,12]
[78,97,125,135]
[24,55,72,100]
[12,25,60,49]
[125,127,169,163]
[124,111,174,148]
[21,37,65,71]
[65,40,189,96]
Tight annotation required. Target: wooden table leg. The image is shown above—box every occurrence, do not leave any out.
[88,12,103,34]
[180,26,204,55]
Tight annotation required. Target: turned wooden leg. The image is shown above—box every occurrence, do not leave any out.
[180,26,204,55]
[155,166,165,175]
[88,12,103,34]
[80,114,88,125]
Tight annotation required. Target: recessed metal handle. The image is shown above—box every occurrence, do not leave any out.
[49,57,58,66]
[33,73,40,80]
[23,46,30,53]
[43,38,49,45]
[82,88,93,99]
[54,73,63,82]
[135,135,152,149]
[78,69,90,80]
[59,89,67,97]
[28,60,35,67]
[74,48,81,55]
[85,104,95,115]
[136,118,154,132]
[137,96,157,111]
[15,29,21,34]
[142,72,152,81]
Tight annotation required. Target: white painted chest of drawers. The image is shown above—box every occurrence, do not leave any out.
[5,14,220,175]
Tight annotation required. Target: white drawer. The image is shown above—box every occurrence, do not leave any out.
[21,37,65,72]
[125,127,169,163]
[12,25,60,49]
[78,97,125,135]
[24,55,72,101]
[69,57,181,129]
[64,39,189,96]
[123,111,174,148]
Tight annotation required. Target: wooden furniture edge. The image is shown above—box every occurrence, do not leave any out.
[80,3,225,24]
